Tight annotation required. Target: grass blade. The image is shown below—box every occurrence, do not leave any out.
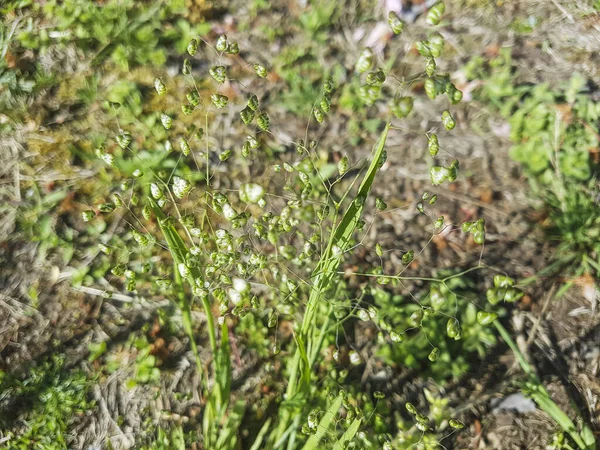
[495,322,596,450]
[301,394,343,450]
[249,419,273,450]
[332,418,362,450]
[214,321,232,414]
[275,124,390,445]
[215,400,246,450]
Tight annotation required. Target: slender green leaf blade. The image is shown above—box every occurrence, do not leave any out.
[332,418,362,450]
[301,394,343,450]
[249,419,273,450]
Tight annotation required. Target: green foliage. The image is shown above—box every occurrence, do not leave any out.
[298,1,339,41]
[466,49,600,280]
[466,51,599,184]
[376,273,498,382]
[0,20,37,129]
[128,335,161,388]
[14,0,207,69]
[274,44,335,116]
[0,356,93,450]
[138,426,186,450]
[0,0,208,131]
[465,49,597,448]
[268,1,349,117]
[509,78,598,183]
[543,180,600,278]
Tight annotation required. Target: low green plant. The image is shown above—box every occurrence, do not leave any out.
[465,49,600,282]
[0,356,93,450]
[466,51,599,184]
[129,335,162,388]
[12,0,208,70]
[376,272,499,382]
[541,180,600,283]
[0,0,208,132]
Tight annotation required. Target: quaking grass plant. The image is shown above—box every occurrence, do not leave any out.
[88,5,496,448]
